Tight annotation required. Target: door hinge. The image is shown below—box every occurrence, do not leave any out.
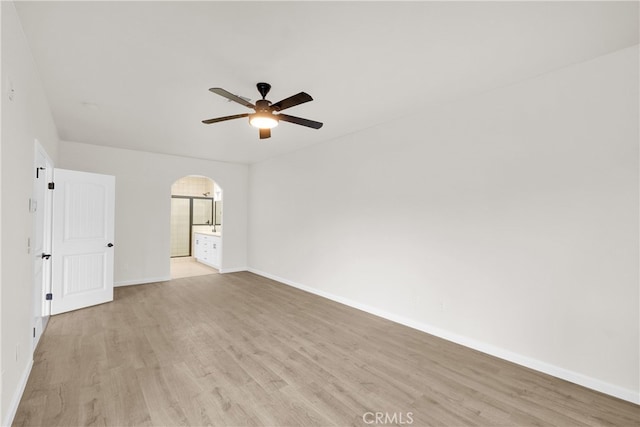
[36,167,45,179]
[33,328,36,338]
[45,293,53,301]
[48,182,55,190]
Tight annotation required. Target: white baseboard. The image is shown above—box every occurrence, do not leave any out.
[247,268,639,405]
[114,276,171,287]
[219,266,247,274]
[113,269,249,286]
[3,358,34,427]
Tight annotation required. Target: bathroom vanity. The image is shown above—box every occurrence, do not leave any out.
[193,232,221,269]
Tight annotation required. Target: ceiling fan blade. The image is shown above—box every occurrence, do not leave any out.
[259,128,271,139]
[271,92,313,111]
[209,88,255,109]
[202,113,249,124]
[277,114,323,129]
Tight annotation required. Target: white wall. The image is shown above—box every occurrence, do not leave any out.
[248,47,639,402]
[59,141,249,284]
[1,2,59,423]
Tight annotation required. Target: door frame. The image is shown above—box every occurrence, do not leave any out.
[33,140,54,351]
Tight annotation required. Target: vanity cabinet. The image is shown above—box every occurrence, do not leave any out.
[194,233,221,269]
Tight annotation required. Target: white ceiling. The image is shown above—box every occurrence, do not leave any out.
[13,1,639,164]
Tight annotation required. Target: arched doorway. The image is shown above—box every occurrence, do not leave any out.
[169,175,223,279]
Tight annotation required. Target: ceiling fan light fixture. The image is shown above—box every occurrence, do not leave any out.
[249,113,278,129]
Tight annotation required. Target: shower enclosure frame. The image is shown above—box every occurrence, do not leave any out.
[170,195,214,257]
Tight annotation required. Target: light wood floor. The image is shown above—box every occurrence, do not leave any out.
[170,257,218,279]
[14,272,640,426]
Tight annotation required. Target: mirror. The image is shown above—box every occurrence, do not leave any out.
[192,198,213,225]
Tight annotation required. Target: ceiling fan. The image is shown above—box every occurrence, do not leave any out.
[202,83,323,139]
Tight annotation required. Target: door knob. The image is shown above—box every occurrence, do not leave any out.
[107,243,114,247]
[41,253,51,260]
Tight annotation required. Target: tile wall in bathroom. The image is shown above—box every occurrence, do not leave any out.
[171,176,214,197]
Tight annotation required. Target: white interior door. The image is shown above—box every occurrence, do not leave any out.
[51,169,115,315]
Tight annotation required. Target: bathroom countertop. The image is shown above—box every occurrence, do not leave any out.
[194,231,221,237]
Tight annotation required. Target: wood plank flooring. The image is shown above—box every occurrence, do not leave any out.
[13,272,640,426]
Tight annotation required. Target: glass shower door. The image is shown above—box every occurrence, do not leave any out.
[170,198,191,257]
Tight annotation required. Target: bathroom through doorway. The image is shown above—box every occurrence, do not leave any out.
[169,175,223,278]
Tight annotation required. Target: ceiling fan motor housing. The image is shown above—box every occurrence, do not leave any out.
[255,99,271,112]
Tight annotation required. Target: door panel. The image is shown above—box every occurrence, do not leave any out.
[52,169,115,315]
[63,253,106,294]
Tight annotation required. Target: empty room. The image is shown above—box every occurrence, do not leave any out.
[2,1,639,426]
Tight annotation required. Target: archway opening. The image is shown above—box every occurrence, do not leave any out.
[169,175,223,279]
